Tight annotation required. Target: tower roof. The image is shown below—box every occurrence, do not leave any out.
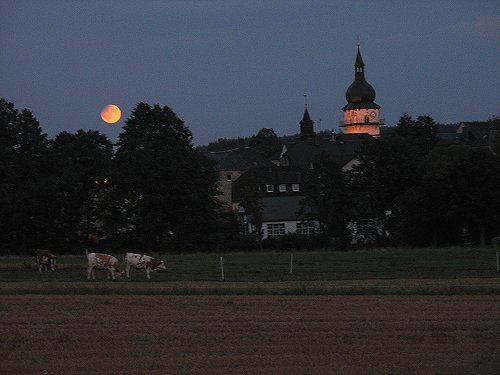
[355,45,364,67]
[299,105,315,138]
[343,44,378,109]
[300,107,313,124]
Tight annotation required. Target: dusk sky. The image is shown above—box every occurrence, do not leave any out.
[1,0,499,146]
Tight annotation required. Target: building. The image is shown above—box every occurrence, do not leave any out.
[231,166,318,239]
[205,148,273,210]
[340,44,383,136]
[211,44,384,240]
[457,121,498,148]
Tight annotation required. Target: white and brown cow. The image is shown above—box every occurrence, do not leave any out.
[125,252,166,279]
[86,251,125,280]
[35,249,57,272]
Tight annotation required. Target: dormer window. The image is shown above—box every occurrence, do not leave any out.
[266,185,274,193]
[292,183,300,192]
[279,184,286,192]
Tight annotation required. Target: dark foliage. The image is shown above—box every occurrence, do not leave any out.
[2,98,498,253]
[113,102,222,251]
[301,153,351,243]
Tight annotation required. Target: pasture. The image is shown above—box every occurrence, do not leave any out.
[1,247,499,374]
[0,247,499,295]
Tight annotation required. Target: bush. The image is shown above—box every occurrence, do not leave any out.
[261,234,336,251]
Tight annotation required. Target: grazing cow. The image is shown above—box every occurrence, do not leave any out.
[35,249,57,272]
[86,251,125,280]
[125,252,166,279]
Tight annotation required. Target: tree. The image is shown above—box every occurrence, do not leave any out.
[0,98,50,253]
[393,113,438,157]
[206,137,245,152]
[487,115,500,155]
[393,145,500,246]
[301,153,351,242]
[348,113,439,239]
[249,128,282,157]
[114,102,221,250]
[237,185,264,245]
[47,130,114,250]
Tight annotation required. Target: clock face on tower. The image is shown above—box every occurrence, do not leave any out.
[369,110,376,119]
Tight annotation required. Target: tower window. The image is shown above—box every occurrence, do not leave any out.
[364,116,369,123]
[227,174,232,182]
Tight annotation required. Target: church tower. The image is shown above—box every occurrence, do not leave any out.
[299,104,315,139]
[341,44,382,136]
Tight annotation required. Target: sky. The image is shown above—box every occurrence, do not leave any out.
[1,0,499,146]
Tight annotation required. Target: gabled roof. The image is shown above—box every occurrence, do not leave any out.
[459,121,497,146]
[281,133,372,169]
[260,195,309,222]
[438,123,461,133]
[204,148,273,171]
[436,123,462,143]
[232,165,306,201]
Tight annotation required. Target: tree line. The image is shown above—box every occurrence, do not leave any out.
[0,99,222,254]
[1,97,499,254]
[302,114,500,247]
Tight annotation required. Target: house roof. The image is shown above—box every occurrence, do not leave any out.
[459,121,498,146]
[204,148,273,171]
[282,133,371,169]
[232,165,306,201]
[260,195,309,222]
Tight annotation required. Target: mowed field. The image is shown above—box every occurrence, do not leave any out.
[1,295,499,375]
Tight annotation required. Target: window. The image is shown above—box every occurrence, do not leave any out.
[267,223,285,237]
[279,184,286,192]
[292,183,300,192]
[227,174,232,182]
[266,185,274,193]
[296,222,316,235]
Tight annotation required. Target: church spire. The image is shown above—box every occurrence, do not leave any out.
[299,98,315,139]
[355,43,365,76]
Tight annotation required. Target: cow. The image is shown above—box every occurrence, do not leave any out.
[86,251,125,280]
[35,249,57,272]
[124,252,166,279]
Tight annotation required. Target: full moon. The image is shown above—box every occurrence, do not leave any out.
[100,104,122,124]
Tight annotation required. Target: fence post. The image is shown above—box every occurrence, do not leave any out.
[220,256,225,281]
[289,253,294,274]
[494,237,499,272]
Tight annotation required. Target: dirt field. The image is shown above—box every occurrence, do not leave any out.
[1,295,499,374]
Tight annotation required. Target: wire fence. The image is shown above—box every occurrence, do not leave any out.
[0,247,498,282]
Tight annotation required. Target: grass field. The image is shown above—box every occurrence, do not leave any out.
[1,247,499,295]
[2,248,499,374]
[1,295,499,374]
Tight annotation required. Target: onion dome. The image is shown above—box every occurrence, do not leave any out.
[343,45,379,109]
